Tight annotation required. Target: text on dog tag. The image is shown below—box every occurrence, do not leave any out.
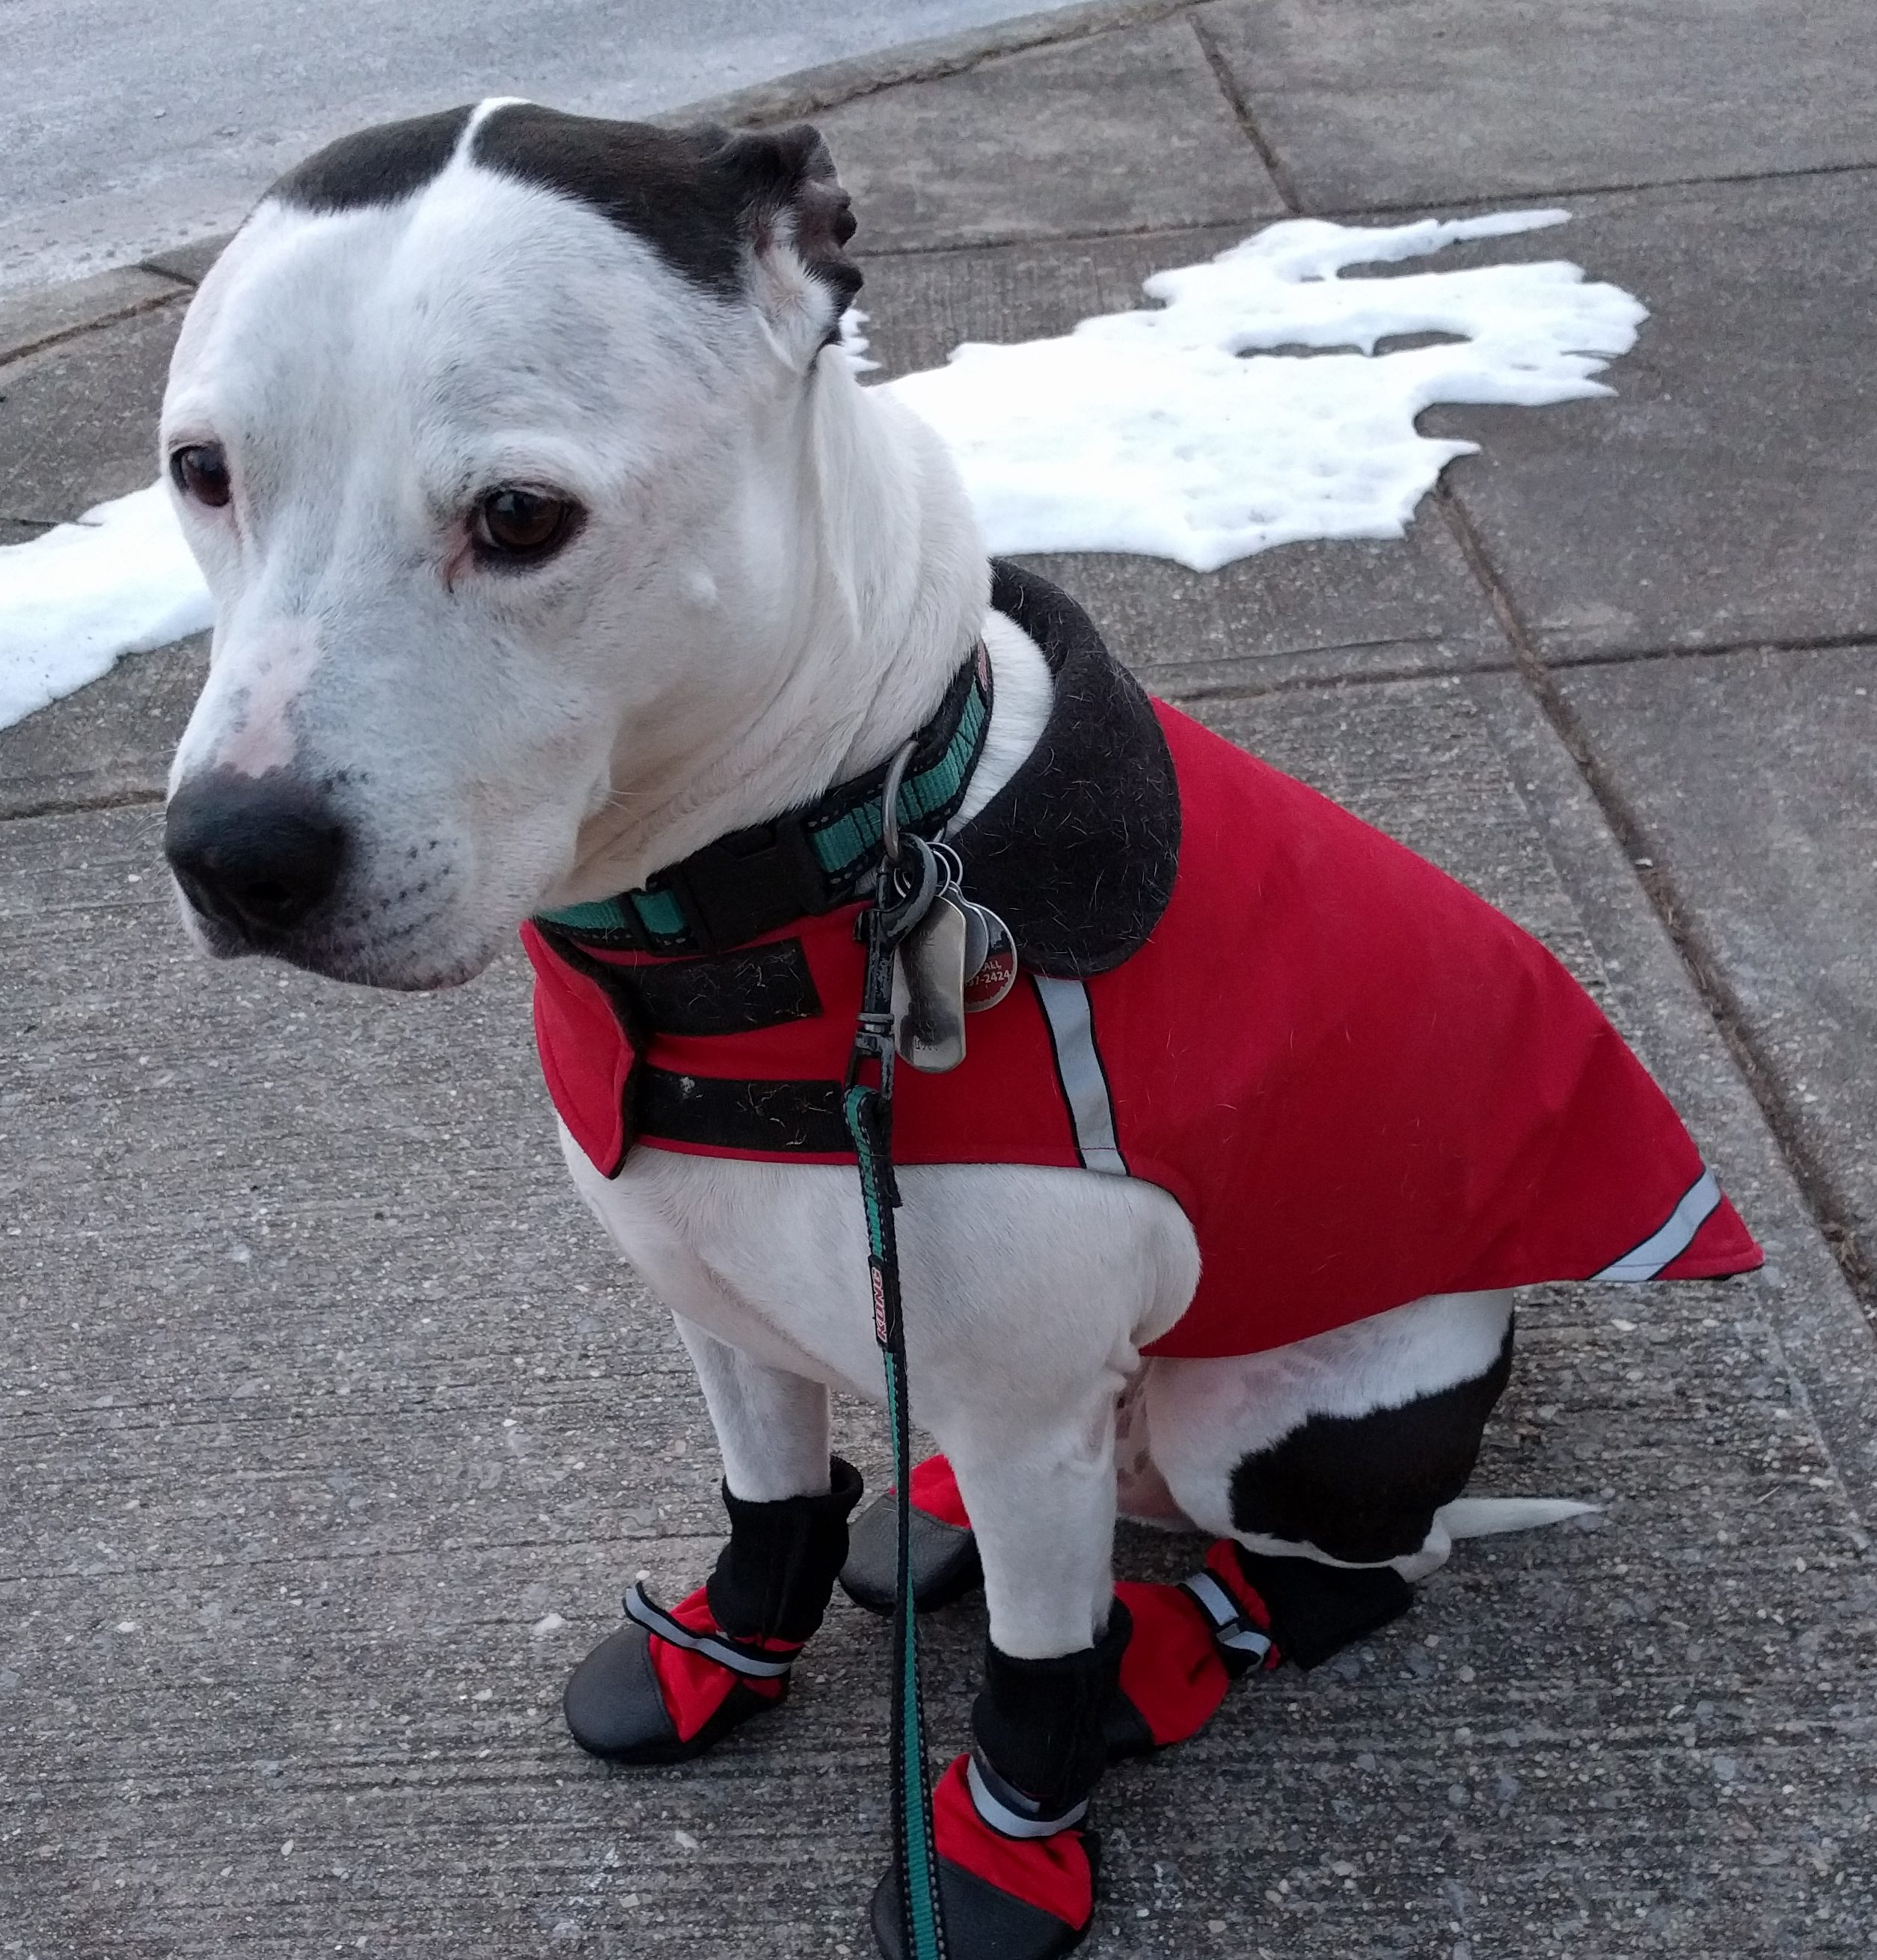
[961,902,1018,1013]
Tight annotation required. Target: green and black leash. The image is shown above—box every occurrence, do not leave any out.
[843,756,950,1960]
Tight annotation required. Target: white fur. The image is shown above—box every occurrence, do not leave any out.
[165,103,1584,1666]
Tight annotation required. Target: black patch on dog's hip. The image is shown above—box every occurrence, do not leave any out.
[1229,1321,1516,1565]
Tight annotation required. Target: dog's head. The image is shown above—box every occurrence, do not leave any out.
[160,102,863,989]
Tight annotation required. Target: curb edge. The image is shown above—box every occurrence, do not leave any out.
[0,0,1193,361]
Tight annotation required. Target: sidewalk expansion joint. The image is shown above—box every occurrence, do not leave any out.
[862,215,1236,263]
[1546,631,1877,671]
[0,287,189,374]
[1188,10,1305,215]
[1435,480,1877,1325]
[1151,655,1520,705]
[1,788,166,824]
[685,0,1196,129]
[1312,155,1877,226]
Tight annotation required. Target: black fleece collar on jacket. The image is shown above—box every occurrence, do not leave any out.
[539,560,1181,978]
[949,562,1178,978]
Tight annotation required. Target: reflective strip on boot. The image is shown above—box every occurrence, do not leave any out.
[1178,1569,1275,1667]
[622,1582,795,1679]
[965,1751,1091,1841]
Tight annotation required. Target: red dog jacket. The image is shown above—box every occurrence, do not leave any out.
[523,566,1760,1359]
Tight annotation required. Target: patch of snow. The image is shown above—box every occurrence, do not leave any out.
[836,305,880,373]
[0,209,1644,732]
[887,209,1645,572]
[0,481,212,729]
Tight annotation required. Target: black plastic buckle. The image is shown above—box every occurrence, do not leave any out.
[652,815,830,955]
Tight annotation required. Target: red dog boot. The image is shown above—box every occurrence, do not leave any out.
[1103,1544,1279,1758]
[839,1454,982,1616]
[564,1456,863,1764]
[1108,1537,1414,1757]
[872,1605,1128,1960]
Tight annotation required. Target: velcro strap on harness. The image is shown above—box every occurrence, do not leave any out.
[1179,1568,1276,1667]
[965,1750,1091,1840]
[622,1582,796,1679]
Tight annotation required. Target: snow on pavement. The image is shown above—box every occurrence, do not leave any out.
[895,209,1644,569]
[0,483,215,731]
[0,209,1644,733]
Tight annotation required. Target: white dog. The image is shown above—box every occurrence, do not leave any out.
[159,102,1760,1959]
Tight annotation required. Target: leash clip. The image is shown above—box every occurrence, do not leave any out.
[845,1009,897,1092]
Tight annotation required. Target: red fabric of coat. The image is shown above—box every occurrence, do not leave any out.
[522,685,1759,1361]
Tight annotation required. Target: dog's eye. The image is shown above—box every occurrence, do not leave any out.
[473,486,580,562]
[171,443,231,507]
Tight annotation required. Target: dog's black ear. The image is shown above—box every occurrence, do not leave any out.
[705,123,863,362]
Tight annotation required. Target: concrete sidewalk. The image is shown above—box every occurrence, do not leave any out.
[3,2,1875,1954]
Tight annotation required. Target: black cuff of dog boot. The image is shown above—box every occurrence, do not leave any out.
[839,1489,982,1618]
[872,1618,1133,1960]
[708,1455,866,1644]
[1231,1545,1413,1670]
[973,1602,1130,1817]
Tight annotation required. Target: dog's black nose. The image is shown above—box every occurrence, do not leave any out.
[165,772,348,939]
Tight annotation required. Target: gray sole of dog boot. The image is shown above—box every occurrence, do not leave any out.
[562,1619,786,1765]
[869,1852,1094,1960]
[839,1492,983,1617]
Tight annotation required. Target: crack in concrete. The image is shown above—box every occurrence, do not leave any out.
[0,285,188,373]
[1189,7,1305,215]
[1546,631,1877,670]
[1151,656,1519,705]
[0,788,165,823]
[1312,155,1877,226]
[679,0,1197,128]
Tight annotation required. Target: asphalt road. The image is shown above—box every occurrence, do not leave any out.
[1,0,1078,297]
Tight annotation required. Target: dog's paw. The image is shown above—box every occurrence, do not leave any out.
[839,1456,982,1617]
[562,1584,796,1765]
[870,1754,1096,1960]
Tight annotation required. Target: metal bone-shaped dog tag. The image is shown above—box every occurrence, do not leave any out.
[891,890,970,1072]
[961,902,1018,1012]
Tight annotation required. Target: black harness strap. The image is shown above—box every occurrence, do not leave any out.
[637,1068,850,1157]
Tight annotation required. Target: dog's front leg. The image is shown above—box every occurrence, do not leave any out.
[674,1315,836,1501]
[875,1383,1127,1960]
[944,1390,1120,1660]
[563,1320,862,1765]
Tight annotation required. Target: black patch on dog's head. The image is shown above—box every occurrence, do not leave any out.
[269,106,477,213]
[265,104,863,331]
[474,106,862,321]
[471,107,749,297]
[704,123,863,321]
